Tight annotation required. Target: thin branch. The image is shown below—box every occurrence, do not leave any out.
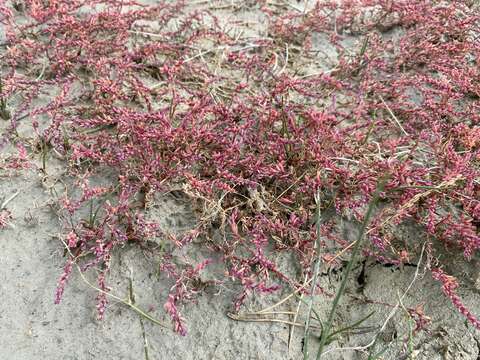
[379,95,409,136]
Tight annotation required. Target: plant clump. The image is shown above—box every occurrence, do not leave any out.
[0,0,479,335]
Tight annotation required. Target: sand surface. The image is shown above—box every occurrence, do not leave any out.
[1,1,479,359]
[1,165,479,359]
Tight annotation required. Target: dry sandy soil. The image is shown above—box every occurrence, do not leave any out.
[1,161,479,359]
[1,1,480,359]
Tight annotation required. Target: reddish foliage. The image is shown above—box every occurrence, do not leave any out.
[1,0,479,333]
[432,268,480,330]
[0,208,12,228]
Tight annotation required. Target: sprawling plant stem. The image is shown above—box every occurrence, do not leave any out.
[1,0,479,335]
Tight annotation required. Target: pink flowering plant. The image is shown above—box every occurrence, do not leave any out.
[0,0,479,335]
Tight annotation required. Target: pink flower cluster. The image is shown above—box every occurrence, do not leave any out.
[1,0,479,334]
[432,268,480,330]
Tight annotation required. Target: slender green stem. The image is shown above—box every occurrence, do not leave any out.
[58,235,171,330]
[0,75,10,120]
[316,180,386,359]
[326,311,375,340]
[303,190,323,360]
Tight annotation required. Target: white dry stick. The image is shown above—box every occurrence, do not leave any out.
[1,190,19,209]
[329,157,360,164]
[277,44,289,75]
[379,95,409,136]
[271,52,279,73]
[127,30,164,38]
[184,46,226,63]
[285,1,305,12]
[288,274,309,354]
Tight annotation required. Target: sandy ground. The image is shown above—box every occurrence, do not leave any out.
[0,167,303,360]
[1,2,479,359]
[1,162,479,359]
